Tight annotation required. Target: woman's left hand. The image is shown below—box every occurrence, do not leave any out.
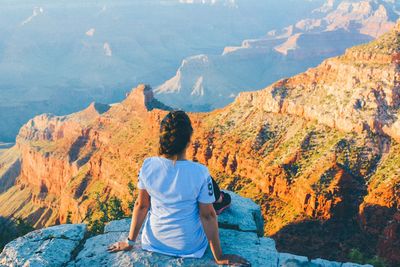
[107,241,133,253]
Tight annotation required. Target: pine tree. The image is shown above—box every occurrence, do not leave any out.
[88,219,104,235]
[86,193,126,235]
[108,196,124,221]
[1,217,34,252]
[127,180,136,210]
[15,218,34,234]
[96,193,109,224]
[66,211,72,224]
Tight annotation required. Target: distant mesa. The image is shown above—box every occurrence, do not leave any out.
[124,84,173,112]
[274,33,302,55]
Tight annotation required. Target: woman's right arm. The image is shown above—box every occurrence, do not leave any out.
[108,189,150,252]
[128,189,150,241]
[199,203,250,266]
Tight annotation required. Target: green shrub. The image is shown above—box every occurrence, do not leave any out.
[366,256,388,267]
[0,217,34,252]
[108,196,124,221]
[127,180,137,211]
[66,211,72,224]
[86,193,127,235]
[349,248,364,263]
[348,248,387,267]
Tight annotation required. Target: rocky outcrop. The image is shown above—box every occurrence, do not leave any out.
[0,192,371,267]
[234,20,400,141]
[0,102,111,228]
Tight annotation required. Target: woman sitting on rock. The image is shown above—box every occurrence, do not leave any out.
[108,110,249,266]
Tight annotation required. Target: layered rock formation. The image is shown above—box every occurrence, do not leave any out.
[0,192,371,267]
[1,21,400,266]
[155,0,400,111]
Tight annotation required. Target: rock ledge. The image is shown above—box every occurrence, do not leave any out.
[0,192,371,267]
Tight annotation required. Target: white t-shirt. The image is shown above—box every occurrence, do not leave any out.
[137,156,216,258]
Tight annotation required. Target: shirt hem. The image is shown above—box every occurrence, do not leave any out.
[141,243,208,259]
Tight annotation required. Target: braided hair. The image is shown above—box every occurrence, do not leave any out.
[159,110,193,157]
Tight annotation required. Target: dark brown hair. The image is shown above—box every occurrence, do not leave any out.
[159,110,193,157]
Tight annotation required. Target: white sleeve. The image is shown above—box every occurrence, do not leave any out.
[197,168,216,204]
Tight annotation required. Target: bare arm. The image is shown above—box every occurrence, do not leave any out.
[199,203,222,259]
[128,189,150,241]
[108,189,150,252]
[199,203,249,266]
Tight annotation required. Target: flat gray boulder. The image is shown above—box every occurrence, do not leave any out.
[73,228,278,267]
[217,191,264,235]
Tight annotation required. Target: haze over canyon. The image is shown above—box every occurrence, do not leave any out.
[0,0,322,142]
[3,0,400,142]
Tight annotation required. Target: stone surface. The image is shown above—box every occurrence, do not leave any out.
[278,253,309,266]
[217,191,264,234]
[311,258,342,267]
[104,218,132,233]
[0,224,86,267]
[341,263,373,267]
[72,229,278,267]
